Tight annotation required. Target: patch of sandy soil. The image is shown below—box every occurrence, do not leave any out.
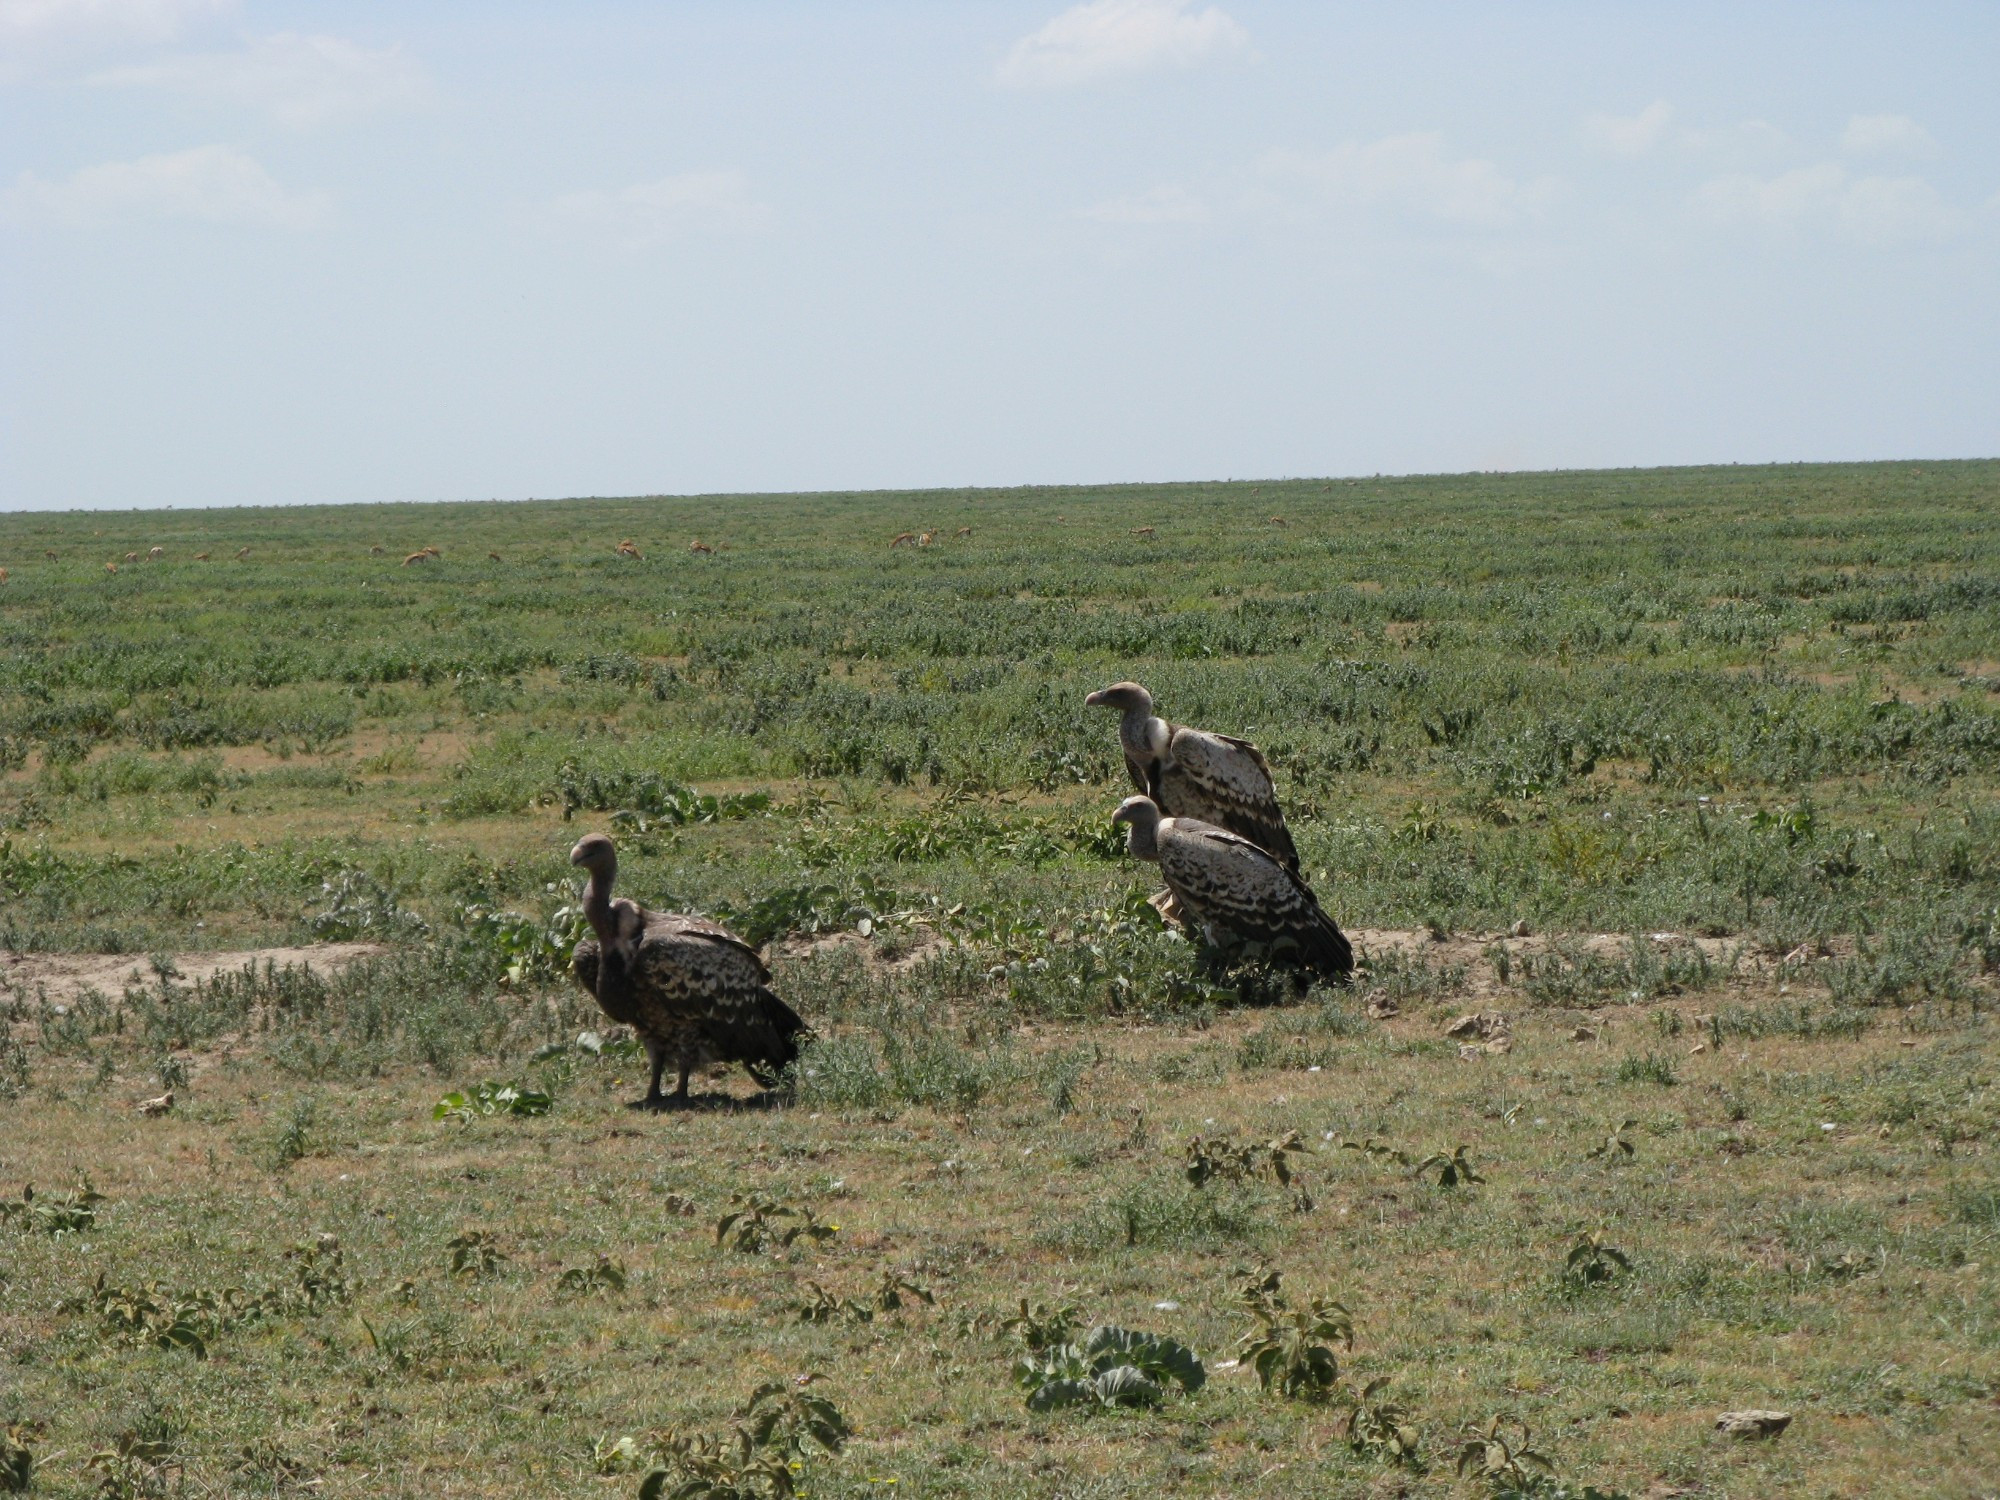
[0,942,385,1006]
[770,921,1851,1007]
[1346,926,1840,1004]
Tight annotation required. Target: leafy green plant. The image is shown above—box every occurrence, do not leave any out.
[1234,1269,1354,1402]
[1184,1129,1313,1209]
[1013,1325,1206,1412]
[556,1254,628,1298]
[88,1429,183,1500]
[457,902,589,987]
[1585,1119,1636,1162]
[1343,1378,1422,1466]
[433,1079,555,1121]
[714,1194,839,1254]
[0,1178,105,1235]
[1564,1230,1632,1289]
[282,1234,351,1313]
[1340,1137,1413,1168]
[69,1274,216,1358]
[0,1428,33,1494]
[1457,1418,1556,1493]
[796,1270,934,1325]
[446,1230,508,1278]
[1000,1297,1083,1353]
[271,1097,317,1168]
[638,1379,851,1500]
[1414,1144,1485,1188]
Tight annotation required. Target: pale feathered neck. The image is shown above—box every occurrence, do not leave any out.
[581,863,619,943]
[1122,806,1162,861]
[1119,705,1169,761]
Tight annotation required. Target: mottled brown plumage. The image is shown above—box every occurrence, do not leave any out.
[569,834,807,1107]
[1086,682,1300,874]
[1112,795,1351,981]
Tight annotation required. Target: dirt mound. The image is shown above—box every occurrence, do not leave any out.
[0,942,385,1006]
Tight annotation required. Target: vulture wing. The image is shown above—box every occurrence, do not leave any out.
[573,912,802,1085]
[1156,820,1350,979]
[626,921,804,1085]
[1158,726,1300,873]
[650,911,773,981]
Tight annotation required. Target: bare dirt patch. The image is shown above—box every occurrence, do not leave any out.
[0,941,385,1006]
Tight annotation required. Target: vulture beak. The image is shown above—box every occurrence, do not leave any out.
[1110,795,1151,826]
[1084,688,1110,707]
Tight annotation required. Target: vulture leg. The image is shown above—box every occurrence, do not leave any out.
[634,1043,669,1111]
[671,1057,693,1103]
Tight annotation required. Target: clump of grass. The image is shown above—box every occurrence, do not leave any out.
[1615,1053,1678,1087]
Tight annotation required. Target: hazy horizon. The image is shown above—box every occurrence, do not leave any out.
[5,2,1998,512]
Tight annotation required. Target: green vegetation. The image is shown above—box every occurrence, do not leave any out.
[1,462,1997,1495]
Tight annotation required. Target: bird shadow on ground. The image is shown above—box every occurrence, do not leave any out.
[626,1090,788,1115]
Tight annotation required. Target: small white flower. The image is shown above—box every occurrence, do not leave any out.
[1153,1300,1179,1311]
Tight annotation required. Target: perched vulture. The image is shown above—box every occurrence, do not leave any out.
[1084,682,1300,874]
[1112,795,1351,982]
[569,834,807,1107]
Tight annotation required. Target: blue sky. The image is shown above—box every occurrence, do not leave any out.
[2,1,1996,510]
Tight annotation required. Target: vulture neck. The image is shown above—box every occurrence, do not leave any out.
[1119,707,1168,762]
[1123,812,1162,862]
[581,865,620,944]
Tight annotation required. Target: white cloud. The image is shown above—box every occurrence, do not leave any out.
[1260,133,1556,228]
[9,143,328,228]
[91,31,430,127]
[1080,183,1208,224]
[1695,162,1958,246]
[1841,112,1938,158]
[0,0,225,73]
[998,0,1248,88]
[1583,100,1673,157]
[543,171,770,250]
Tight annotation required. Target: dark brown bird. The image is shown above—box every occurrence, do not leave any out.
[1112,796,1351,982]
[569,834,807,1108]
[1085,681,1299,875]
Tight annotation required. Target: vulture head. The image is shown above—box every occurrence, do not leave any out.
[1085,681,1153,715]
[570,833,622,940]
[569,832,617,878]
[1110,795,1163,860]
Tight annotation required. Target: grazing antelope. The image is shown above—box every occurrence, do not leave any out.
[235,547,251,560]
[124,552,139,563]
[0,567,8,584]
[955,527,972,538]
[688,539,713,555]
[105,561,118,574]
[918,530,937,546]
[403,551,427,566]
[889,531,917,548]
[194,552,210,561]
[488,551,502,562]
[369,545,385,556]
[44,550,57,559]
[148,546,164,560]
[1131,526,1156,538]
[616,540,643,558]
[1268,516,1288,527]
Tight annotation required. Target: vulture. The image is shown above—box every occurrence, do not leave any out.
[1112,795,1352,982]
[1085,682,1300,874]
[569,834,808,1108]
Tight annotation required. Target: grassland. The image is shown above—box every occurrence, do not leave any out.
[1,461,1998,1498]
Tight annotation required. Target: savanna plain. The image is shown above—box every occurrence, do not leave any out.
[1,462,1998,1499]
